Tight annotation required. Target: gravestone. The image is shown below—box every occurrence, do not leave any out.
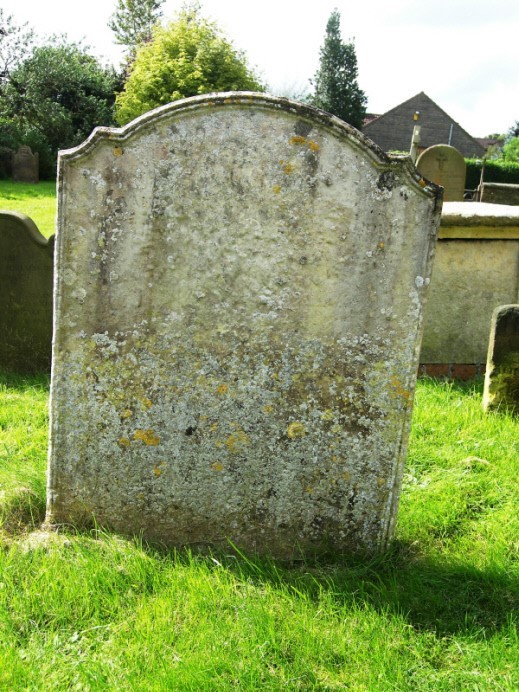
[483,305,519,414]
[0,211,54,372]
[416,144,465,201]
[46,93,442,556]
[479,183,519,206]
[12,145,39,183]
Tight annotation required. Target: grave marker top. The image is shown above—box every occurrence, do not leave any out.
[416,144,466,201]
[47,93,442,556]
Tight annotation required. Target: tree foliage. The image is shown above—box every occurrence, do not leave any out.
[1,41,119,177]
[115,6,263,125]
[0,9,34,85]
[108,0,164,56]
[310,10,367,130]
[502,137,519,162]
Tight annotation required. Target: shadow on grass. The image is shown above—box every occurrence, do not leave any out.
[167,539,518,639]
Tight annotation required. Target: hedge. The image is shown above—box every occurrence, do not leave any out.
[465,158,519,189]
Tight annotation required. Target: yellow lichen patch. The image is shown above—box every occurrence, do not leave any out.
[290,135,306,145]
[390,375,411,400]
[140,397,153,409]
[225,430,249,453]
[378,241,385,250]
[153,466,162,477]
[133,429,160,446]
[287,422,306,439]
[216,383,228,395]
[113,147,123,157]
[305,485,314,494]
[210,422,219,432]
[320,409,334,421]
[273,185,281,194]
[342,471,352,481]
[118,437,131,447]
[121,409,133,419]
[377,477,386,487]
[211,461,224,472]
[283,163,295,175]
[418,178,427,188]
[262,404,274,414]
[308,140,319,152]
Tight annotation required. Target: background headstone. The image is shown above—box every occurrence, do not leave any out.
[479,183,519,206]
[0,211,54,372]
[483,305,519,414]
[46,93,441,556]
[12,145,39,184]
[416,144,466,201]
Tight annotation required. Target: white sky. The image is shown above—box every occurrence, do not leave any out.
[2,0,518,137]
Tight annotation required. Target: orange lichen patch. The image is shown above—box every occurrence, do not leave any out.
[290,135,306,145]
[121,409,133,419]
[113,147,123,157]
[216,383,228,395]
[418,178,427,188]
[283,163,295,175]
[287,422,306,439]
[133,428,160,446]
[289,135,319,152]
[308,140,319,152]
[273,185,281,194]
[378,241,385,250]
[211,461,224,471]
[118,437,131,447]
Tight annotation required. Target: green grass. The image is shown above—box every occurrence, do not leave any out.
[0,180,56,238]
[0,374,517,689]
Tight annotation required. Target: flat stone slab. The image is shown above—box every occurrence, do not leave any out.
[46,93,441,556]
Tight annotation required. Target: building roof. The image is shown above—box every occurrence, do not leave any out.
[363,92,485,158]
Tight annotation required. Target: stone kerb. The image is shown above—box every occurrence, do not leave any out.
[0,211,54,373]
[47,93,442,557]
[416,144,466,201]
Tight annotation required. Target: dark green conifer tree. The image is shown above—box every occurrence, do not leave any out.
[310,10,367,130]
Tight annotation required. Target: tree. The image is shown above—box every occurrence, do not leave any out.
[108,0,164,57]
[502,137,519,162]
[310,10,367,130]
[115,6,263,125]
[508,121,519,139]
[0,9,33,86]
[1,40,119,177]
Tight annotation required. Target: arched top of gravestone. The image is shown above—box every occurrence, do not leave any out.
[416,144,466,202]
[0,210,54,248]
[58,92,441,201]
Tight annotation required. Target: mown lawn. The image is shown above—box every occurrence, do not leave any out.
[0,180,56,238]
[0,373,517,690]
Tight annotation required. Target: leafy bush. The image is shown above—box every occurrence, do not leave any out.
[465,158,519,189]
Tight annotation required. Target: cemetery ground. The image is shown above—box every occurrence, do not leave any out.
[0,181,56,239]
[0,373,517,689]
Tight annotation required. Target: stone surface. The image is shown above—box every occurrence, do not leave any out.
[483,305,519,414]
[416,145,466,201]
[421,202,519,364]
[46,93,441,556]
[0,211,54,372]
[479,183,519,206]
[12,145,39,184]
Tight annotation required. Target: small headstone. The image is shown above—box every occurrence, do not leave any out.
[483,305,519,414]
[46,93,442,557]
[416,144,466,201]
[0,211,54,372]
[12,145,39,183]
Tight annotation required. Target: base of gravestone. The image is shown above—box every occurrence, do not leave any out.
[483,305,519,414]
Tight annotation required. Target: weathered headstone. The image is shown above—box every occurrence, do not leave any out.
[12,145,39,183]
[483,305,519,414]
[46,93,442,556]
[479,183,519,206]
[0,211,54,372]
[416,144,465,201]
